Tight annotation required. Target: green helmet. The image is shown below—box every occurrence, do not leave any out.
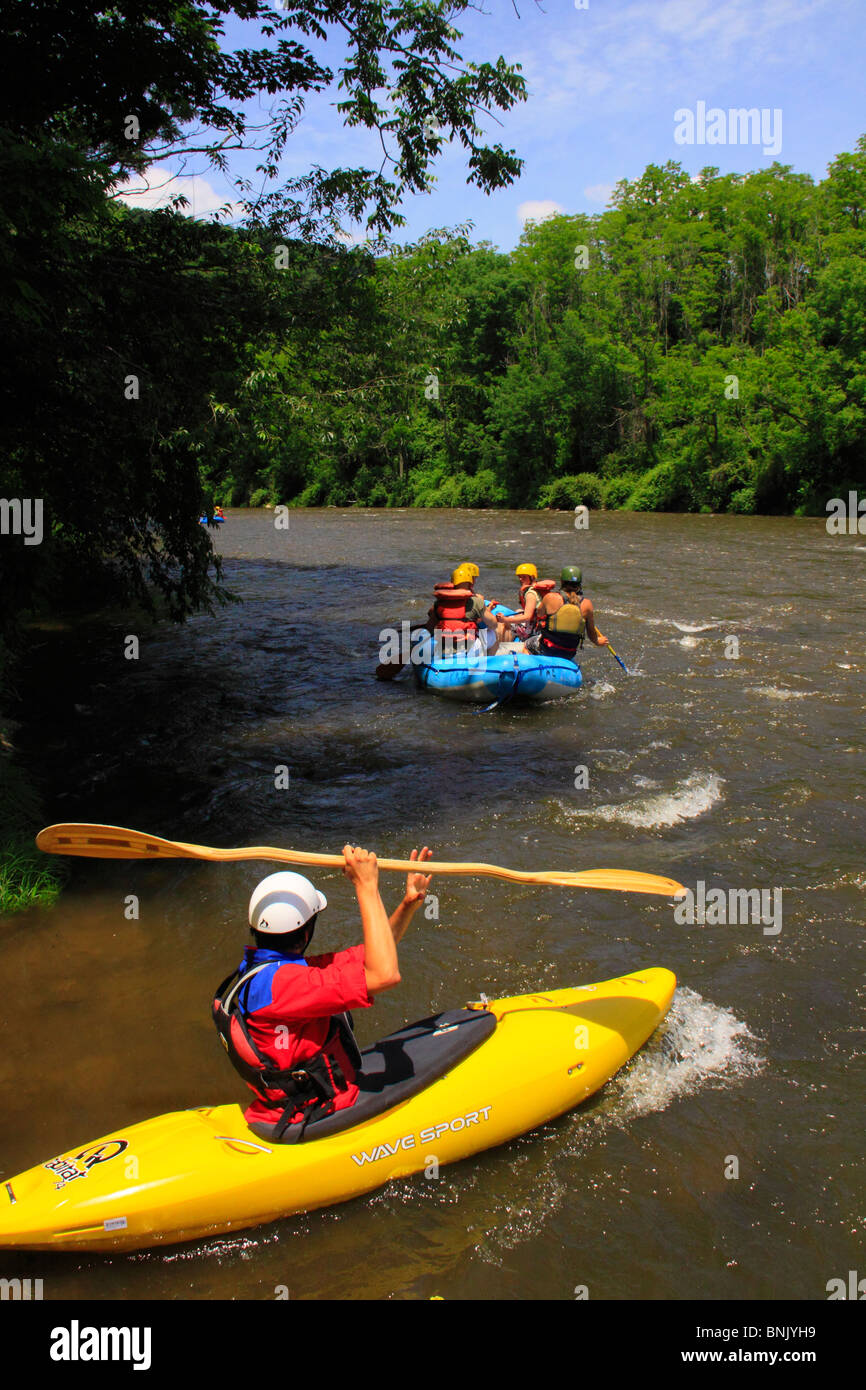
[560,566,582,587]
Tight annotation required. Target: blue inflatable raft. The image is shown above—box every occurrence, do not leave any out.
[412,620,583,705]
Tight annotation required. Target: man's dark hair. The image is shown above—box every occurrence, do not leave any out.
[251,914,317,954]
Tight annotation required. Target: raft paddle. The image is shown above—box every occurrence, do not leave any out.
[375,620,429,681]
[36,823,686,898]
[607,643,629,674]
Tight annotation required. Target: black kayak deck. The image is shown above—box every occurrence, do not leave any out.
[249,1007,496,1144]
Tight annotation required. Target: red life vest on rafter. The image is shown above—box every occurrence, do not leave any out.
[431,584,477,640]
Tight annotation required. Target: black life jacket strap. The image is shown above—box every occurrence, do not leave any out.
[213,964,362,1135]
[271,1018,353,1141]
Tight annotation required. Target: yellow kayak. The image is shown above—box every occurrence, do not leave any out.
[0,968,675,1252]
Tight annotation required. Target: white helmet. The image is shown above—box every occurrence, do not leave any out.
[248,872,327,935]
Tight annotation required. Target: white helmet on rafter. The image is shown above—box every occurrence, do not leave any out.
[248,872,327,935]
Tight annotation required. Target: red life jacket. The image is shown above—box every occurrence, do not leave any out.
[432,584,477,640]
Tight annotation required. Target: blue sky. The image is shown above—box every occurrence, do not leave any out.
[119,0,866,249]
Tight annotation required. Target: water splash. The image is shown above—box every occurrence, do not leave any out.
[610,986,764,1120]
[750,686,816,701]
[134,1228,282,1264]
[475,986,762,1261]
[588,678,617,700]
[563,772,723,830]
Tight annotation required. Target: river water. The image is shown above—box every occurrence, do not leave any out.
[2,509,864,1300]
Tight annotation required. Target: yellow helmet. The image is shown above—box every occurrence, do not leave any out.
[451,563,477,585]
[515,563,537,580]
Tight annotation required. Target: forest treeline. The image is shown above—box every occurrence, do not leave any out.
[2,3,864,640]
[4,137,865,659]
[204,145,866,519]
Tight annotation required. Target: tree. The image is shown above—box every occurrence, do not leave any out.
[3,1,526,238]
[0,1,528,630]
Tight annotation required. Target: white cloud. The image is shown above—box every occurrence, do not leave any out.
[114,171,241,220]
[517,198,565,226]
[506,0,838,135]
[584,183,614,205]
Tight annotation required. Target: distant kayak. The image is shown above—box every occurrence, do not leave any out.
[0,969,675,1252]
[199,514,226,525]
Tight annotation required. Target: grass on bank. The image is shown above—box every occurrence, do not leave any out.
[0,749,65,915]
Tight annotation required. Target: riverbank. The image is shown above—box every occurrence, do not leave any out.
[0,736,63,915]
[0,635,60,911]
[0,605,168,915]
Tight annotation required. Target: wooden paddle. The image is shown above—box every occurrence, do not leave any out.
[36,823,686,898]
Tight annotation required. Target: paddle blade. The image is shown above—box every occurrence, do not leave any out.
[608,645,629,674]
[550,869,686,898]
[35,824,197,860]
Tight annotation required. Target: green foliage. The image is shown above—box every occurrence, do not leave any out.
[729,487,758,514]
[624,462,686,512]
[210,135,866,517]
[0,841,64,916]
[3,1,525,241]
[539,474,605,510]
[0,188,276,629]
[0,707,64,916]
[462,469,508,508]
[602,475,639,509]
[1,2,530,644]
[211,137,866,518]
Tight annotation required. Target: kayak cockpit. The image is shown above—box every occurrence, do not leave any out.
[249,1007,496,1144]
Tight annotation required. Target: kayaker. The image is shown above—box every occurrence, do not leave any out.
[213,845,433,1142]
[429,562,499,656]
[523,567,609,661]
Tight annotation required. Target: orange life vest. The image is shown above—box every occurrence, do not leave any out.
[529,579,556,602]
[432,584,478,640]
